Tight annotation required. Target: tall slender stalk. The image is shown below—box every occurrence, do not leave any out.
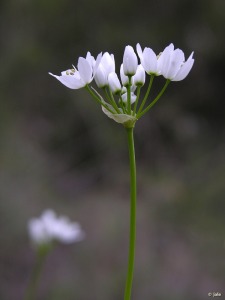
[25,247,49,300]
[124,127,136,300]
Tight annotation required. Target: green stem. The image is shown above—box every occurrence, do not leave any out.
[24,246,49,300]
[118,94,126,114]
[120,95,129,114]
[127,76,132,114]
[106,88,120,113]
[137,79,170,118]
[132,86,141,116]
[124,127,136,300]
[85,85,115,114]
[137,75,154,115]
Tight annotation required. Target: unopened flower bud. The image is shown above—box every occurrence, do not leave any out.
[120,64,135,87]
[108,72,121,94]
[136,43,159,75]
[120,64,129,86]
[101,52,115,74]
[123,45,138,76]
[94,64,108,88]
[133,65,146,86]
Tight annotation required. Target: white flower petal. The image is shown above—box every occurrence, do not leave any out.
[86,52,95,69]
[101,52,115,74]
[94,64,108,88]
[49,72,85,89]
[133,64,145,86]
[172,52,194,81]
[121,92,137,104]
[165,49,185,79]
[108,72,121,94]
[78,57,92,84]
[157,44,173,77]
[136,43,143,60]
[120,64,129,86]
[93,52,103,75]
[142,47,158,74]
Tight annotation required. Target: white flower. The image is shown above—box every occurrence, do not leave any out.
[49,52,102,89]
[94,64,108,88]
[121,85,136,95]
[121,92,137,104]
[100,52,115,75]
[94,52,115,88]
[120,64,129,86]
[136,43,160,75]
[108,72,121,94]
[123,45,138,76]
[120,64,136,87]
[157,43,194,81]
[172,52,194,81]
[133,64,146,86]
[28,210,84,246]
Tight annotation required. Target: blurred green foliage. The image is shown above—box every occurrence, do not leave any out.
[0,0,225,299]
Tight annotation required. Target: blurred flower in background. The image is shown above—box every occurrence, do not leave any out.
[26,210,84,299]
[28,209,84,247]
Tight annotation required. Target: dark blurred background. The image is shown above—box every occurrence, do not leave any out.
[1,0,225,299]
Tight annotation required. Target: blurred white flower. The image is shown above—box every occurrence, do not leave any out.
[49,52,102,89]
[157,43,194,81]
[28,210,84,246]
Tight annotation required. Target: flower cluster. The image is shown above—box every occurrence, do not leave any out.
[50,43,194,127]
[28,209,84,247]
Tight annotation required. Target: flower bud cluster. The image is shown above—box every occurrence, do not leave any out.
[49,43,194,126]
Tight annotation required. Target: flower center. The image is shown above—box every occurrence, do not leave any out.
[66,68,76,75]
